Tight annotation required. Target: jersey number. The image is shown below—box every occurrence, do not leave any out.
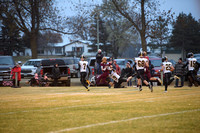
[190,61,196,67]
[138,60,145,67]
[166,64,171,70]
[83,63,86,70]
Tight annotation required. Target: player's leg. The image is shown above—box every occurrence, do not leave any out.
[141,72,153,92]
[80,72,89,90]
[164,73,170,92]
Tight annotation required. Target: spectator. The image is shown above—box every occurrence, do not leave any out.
[174,58,186,87]
[96,49,103,74]
[36,63,42,77]
[52,63,61,86]
[114,60,121,75]
[11,63,21,88]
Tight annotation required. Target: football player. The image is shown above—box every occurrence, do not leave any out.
[96,57,111,87]
[160,56,176,92]
[134,51,153,92]
[78,55,91,91]
[108,65,133,88]
[182,52,200,87]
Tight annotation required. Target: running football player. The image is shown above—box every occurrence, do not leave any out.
[160,56,175,92]
[78,55,91,91]
[134,51,153,92]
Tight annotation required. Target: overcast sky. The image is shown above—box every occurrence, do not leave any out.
[57,0,200,44]
[57,0,200,19]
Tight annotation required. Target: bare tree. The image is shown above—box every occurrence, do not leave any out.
[111,0,174,52]
[0,0,77,58]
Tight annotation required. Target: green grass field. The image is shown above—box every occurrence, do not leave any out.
[0,85,200,133]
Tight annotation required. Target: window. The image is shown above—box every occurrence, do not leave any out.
[38,50,44,54]
[55,47,62,54]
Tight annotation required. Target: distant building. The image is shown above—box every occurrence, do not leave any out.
[24,40,96,57]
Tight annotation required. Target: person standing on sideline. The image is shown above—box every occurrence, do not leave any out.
[96,49,103,74]
[52,63,60,86]
[160,56,176,92]
[11,63,21,88]
[113,60,121,75]
[78,55,91,91]
[174,58,186,87]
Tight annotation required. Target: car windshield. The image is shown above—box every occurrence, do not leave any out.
[151,59,162,67]
[0,57,14,65]
[24,61,41,66]
[64,59,74,65]
[116,60,125,65]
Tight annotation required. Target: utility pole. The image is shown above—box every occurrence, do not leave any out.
[97,6,100,52]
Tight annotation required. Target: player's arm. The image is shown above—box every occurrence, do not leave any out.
[182,61,188,68]
[78,62,81,71]
[87,65,91,76]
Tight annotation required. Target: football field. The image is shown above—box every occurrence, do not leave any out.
[0,85,200,133]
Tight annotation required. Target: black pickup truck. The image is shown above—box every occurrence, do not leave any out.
[40,58,71,86]
[0,56,15,86]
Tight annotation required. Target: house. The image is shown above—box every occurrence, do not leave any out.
[63,40,96,57]
[24,40,96,57]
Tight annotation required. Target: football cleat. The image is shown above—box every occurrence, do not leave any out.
[86,88,90,91]
[149,83,153,92]
[86,80,91,87]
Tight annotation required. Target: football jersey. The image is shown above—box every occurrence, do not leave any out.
[109,70,120,82]
[135,57,148,70]
[187,58,197,71]
[162,61,172,73]
[79,60,88,72]
[101,62,110,72]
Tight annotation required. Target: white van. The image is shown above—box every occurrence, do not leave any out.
[21,59,43,78]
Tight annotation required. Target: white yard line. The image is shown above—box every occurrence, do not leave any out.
[49,109,200,133]
[0,93,199,115]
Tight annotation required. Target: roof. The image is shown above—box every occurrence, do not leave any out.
[63,40,92,47]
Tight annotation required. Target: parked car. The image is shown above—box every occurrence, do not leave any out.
[40,58,71,86]
[0,56,15,86]
[21,59,43,78]
[149,57,162,78]
[114,58,134,71]
[62,57,80,78]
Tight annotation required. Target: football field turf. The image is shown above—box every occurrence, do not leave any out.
[0,85,200,133]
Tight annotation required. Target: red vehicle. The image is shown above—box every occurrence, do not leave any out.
[149,57,162,78]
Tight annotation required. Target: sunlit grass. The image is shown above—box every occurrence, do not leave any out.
[0,86,200,133]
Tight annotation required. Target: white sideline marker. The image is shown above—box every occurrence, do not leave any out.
[49,109,200,133]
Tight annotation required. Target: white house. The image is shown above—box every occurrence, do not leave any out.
[63,40,96,57]
[24,40,96,57]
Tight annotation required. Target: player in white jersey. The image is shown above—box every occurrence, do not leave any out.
[133,52,153,92]
[78,55,91,91]
[182,52,200,87]
[160,56,175,92]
